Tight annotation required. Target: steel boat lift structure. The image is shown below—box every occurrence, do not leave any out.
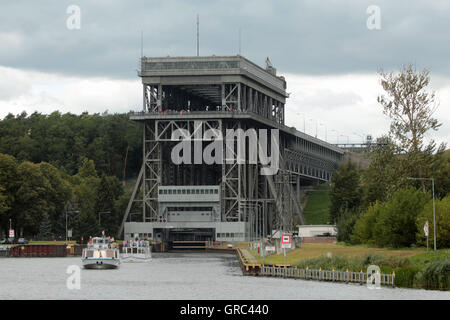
[118,55,343,244]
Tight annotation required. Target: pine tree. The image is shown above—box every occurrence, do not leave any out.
[38,212,53,240]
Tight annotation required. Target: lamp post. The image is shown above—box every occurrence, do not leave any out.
[308,118,318,138]
[331,129,339,144]
[340,134,349,145]
[353,132,366,144]
[296,113,306,132]
[319,122,327,142]
[407,177,436,251]
[65,210,79,245]
[240,200,266,262]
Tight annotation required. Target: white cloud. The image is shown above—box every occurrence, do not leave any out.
[284,73,450,147]
[0,66,448,149]
[0,66,141,116]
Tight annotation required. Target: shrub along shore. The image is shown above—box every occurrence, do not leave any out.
[246,243,449,290]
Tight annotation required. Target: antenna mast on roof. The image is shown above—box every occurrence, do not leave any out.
[141,30,144,58]
[196,14,199,56]
[238,27,241,55]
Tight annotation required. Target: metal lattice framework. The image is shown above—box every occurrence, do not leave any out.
[118,55,343,238]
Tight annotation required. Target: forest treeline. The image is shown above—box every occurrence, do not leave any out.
[0,111,142,240]
[0,111,142,178]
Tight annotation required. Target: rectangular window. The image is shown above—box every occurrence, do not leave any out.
[182,189,186,194]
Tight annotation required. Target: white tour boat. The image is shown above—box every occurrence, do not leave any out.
[121,239,152,262]
[82,236,120,269]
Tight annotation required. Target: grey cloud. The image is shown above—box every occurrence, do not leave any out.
[0,0,449,79]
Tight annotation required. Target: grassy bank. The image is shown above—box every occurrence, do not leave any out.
[302,185,332,224]
[28,240,77,245]
[246,243,449,290]
[248,243,426,265]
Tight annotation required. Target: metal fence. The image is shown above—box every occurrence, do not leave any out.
[260,266,395,287]
[0,246,9,257]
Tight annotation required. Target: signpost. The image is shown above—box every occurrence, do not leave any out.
[281,234,291,265]
[424,221,429,251]
[281,234,291,249]
[9,219,14,240]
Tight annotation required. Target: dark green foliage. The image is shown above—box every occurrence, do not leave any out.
[422,259,450,290]
[360,253,409,268]
[416,196,450,248]
[0,152,126,239]
[0,154,19,229]
[296,255,364,272]
[361,136,400,207]
[393,265,421,288]
[94,175,124,236]
[351,201,381,245]
[295,253,409,273]
[38,212,53,240]
[0,111,142,179]
[330,161,362,223]
[335,209,359,243]
[352,188,430,248]
[374,188,429,248]
[294,252,450,289]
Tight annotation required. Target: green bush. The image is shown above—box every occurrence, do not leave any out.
[336,210,359,243]
[422,259,450,290]
[374,188,429,247]
[393,265,421,288]
[295,255,364,272]
[351,188,430,248]
[351,202,381,244]
[293,252,449,290]
[360,253,409,268]
[416,195,450,249]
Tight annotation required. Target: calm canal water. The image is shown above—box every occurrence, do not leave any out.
[0,253,448,300]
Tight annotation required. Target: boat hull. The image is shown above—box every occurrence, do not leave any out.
[121,254,152,263]
[82,258,120,269]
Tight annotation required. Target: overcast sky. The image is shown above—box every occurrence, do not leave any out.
[0,0,449,146]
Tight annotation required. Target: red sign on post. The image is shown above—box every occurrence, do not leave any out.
[9,229,14,238]
[281,234,291,248]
